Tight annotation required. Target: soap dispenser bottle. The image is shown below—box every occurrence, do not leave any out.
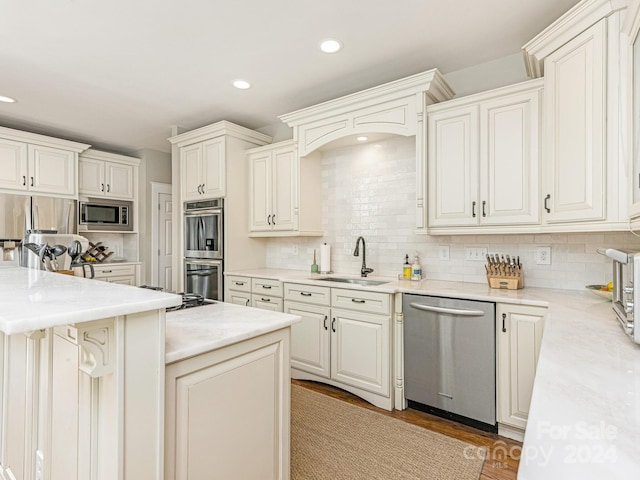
[411,253,422,281]
[403,254,411,279]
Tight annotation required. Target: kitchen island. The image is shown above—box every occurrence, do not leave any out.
[0,267,300,480]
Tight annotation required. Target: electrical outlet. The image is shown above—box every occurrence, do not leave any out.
[439,245,450,261]
[291,244,299,255]
[465,247,488,261]
[536,246,551,265]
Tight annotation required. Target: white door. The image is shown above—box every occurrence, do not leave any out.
[543,20,606,223]
[202,138,225,198]
[497,304,546,429]
[181,144,203,201]
[271,146,296,232]
[285,302,331,378]
[151,183,173,290]
[28,145,76,196]
[0,139,27,191]
[427,105,479,227]
[330,309,389,396]
[480,89,541,225]
[249,151,272,231]
[105,162,134,199]
[78,157,105,196]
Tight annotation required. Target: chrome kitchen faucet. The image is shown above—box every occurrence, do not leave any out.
[353,236,374,277]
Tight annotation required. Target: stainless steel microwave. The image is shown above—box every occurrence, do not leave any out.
[78,198,133,232]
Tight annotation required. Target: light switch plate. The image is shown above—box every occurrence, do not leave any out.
[465,247,488,261]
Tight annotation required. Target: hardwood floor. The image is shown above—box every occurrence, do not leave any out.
[292,379,522,480]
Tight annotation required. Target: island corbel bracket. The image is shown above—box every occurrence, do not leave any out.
[60,319,115,378]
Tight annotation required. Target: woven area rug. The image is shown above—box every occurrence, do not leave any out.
[291,385,486,480]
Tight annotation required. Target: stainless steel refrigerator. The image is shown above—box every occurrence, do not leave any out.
[0,193,77,240]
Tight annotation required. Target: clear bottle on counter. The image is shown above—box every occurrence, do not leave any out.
[411,253,422,281]
[403,254,411,279]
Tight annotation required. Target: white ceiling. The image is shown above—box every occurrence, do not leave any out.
[0,0,579,154]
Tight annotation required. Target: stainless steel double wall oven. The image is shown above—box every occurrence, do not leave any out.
[184,199,223,300]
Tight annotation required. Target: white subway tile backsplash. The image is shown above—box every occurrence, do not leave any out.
[264,136,640,291]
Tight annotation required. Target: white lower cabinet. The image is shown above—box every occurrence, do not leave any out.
[284,283,392,410]
[251,294,283,312]
[91,263,137,286]
[225,275,251,306]
[496,303,547,435]
[250,277,284,312]
[165,328,290,480]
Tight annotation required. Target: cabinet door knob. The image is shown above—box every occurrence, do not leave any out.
[472,201,476,218]
[502,312,507,333]
[544,194,551,213]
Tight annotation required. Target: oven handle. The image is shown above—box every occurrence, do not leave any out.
[184,208,223,217]
[185,259,223,266]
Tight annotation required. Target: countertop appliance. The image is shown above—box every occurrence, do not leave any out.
[0,193,76,240]
[78,197,133,232]
[22,232,92,276]
[183,199,223,301]
[605,248,640,344]
[403,294,496,432]
[139,287,216,311]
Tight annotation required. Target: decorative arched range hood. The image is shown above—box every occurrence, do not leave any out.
[278,68,454,230]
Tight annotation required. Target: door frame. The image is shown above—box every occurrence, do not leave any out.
[151,182,172,288]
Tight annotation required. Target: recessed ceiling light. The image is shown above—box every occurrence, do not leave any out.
[232,80,251,90]
[357,136,368,142]
[0,95,16,103]
[320,39,343,54]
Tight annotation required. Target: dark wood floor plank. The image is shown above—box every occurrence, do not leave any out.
[292,379,521,480]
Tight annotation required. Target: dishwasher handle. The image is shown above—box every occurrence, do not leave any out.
[409,303,486,317]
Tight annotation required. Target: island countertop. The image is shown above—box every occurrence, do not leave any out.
[165,301,301,364]
[0,266,181,335]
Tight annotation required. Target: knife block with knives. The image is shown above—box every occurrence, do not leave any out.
[485,253,524,290]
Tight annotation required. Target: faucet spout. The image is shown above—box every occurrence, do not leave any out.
[353,236,374,277]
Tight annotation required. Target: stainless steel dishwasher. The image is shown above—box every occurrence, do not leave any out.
[403,294,496,432]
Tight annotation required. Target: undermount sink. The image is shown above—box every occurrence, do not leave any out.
[317,277,389,286]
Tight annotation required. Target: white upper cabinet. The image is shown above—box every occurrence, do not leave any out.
[523,0,629,232]
[427,80,542,231]
[542,20,606,223]
[79,150,137,200]
[180,138,225,201]
[624,0,640,226]
[0,138,27,191]
[248,140,322,237]
[0,127,89,199]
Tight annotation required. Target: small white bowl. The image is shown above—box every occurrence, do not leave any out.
[585,285,613,300]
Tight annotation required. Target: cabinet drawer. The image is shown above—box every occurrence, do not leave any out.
[251,277,283,297]
[93,264,135,278]
[227,276,251,293]
[227,292,251,307]
[251,294,283,312]
[331,288,391,315]
[284,283,330,306]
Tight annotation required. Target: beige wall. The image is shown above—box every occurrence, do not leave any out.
[134,148,172,286]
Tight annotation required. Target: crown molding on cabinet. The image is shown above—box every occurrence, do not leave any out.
[0,125,90,153]
[80,148,141,165]
[167,120,272,148]
[522,0,628,77]
[622,0,640,37]
[278,68,454,126]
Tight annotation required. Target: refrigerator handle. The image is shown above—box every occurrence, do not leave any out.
[409,303,485,317]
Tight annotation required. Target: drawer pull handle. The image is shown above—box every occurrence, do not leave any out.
[101,183,105,192]
[300,292,312,297]
[107,184,111,192]
[472,201,476,218]
[103,270,113,273]
[502,312,507,333]
[22,175,26,186]
[482,200,487,217]
[261,297,271,302]
[267,214,271,225]
[30,176,34,187]
[235,281,245,286]
[323,315,328,330]
[351,299,366,304]
[331,317,336,333]
[544,194,551,213]
[272,214,276,225]
[262,285,272,289]
[245,299,249,306]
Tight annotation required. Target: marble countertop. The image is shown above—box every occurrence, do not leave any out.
[0,266,180,335]
[226,267,640,478]
[165,301,300,364]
